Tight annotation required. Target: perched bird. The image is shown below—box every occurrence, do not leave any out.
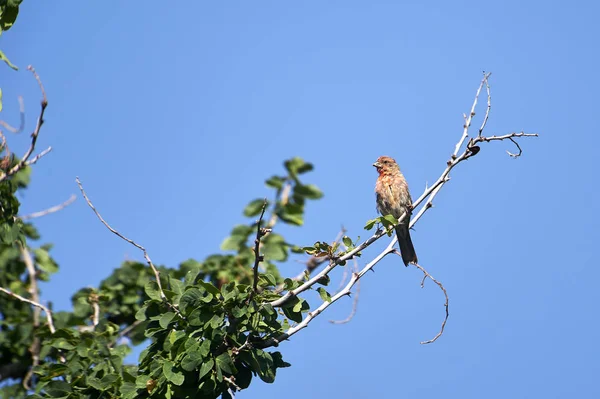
[373,156,418,266]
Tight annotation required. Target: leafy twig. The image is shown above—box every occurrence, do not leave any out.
[249,199,269,302]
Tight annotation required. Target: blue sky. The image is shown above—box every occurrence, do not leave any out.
[3,1,599,398]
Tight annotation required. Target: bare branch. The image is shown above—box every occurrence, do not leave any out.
[0,66,49,183]
[20,194,76,220]
[76,177,182,317]
[407,258,449,345]
[0,286,55,334]
[507,137,523,158]
[453,72,491,157]
[478,73,492,137]
[329,259,360,324]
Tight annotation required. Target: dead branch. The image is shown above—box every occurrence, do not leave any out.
[408,258,449,344]
[0,286,55,334]
[0,66,50,183]
[20,194,76,220]
[329,258,360,324]
[76,177,183,317]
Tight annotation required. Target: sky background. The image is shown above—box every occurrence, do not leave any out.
[2,1,599,398]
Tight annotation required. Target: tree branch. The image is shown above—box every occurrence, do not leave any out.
[248,199,269,303]
[20,194,76,220]
[409,259,449,345]
[0,66,49,183]
[76,177,182,317]
[262,74,538,347]
[0,286,55,334]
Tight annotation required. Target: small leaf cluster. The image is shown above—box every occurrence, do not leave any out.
[129,271,290,399]
[364,214,400,236]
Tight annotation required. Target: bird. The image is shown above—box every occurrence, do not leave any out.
[373,155,418,266]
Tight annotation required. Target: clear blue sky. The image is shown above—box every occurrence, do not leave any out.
[3,1,599,398]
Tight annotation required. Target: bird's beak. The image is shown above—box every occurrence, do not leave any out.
[373,162,381,168]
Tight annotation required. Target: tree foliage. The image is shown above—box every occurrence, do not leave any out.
[1,154,328,398]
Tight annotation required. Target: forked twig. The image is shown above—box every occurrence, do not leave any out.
[408,259,449,344]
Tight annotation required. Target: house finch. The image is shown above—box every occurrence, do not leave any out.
[373,156,418,266]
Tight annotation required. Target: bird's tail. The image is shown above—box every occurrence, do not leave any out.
[395,224,418,266]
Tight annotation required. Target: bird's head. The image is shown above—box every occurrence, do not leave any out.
[373,156,399,175]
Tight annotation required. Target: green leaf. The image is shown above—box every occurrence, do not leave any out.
[159,311,176,329]
[216,352,236,374]
[277,203,304,226]
[263,273,277,286]
[0,49,17,70]
[135,305,148,321]
[0,2,19,31]
[50,337,76,350]
[382,214,399,225]
[317,287,331,302]
[199,359,214,380]
[43,380,72,396]
[181,350,203,371]
[199,338,211,357]
[364,218,378,230]
[120,381,138,399]
[284,157,313,177]
[163,360,185,386]
[220,224,254,251]
[144,281,161,300]
[265,176,285,189]
[342,236,353,247]
[243,199,266,217]
[294,184,323,199]
[197,280,221,297]
[34,247,59,274]
[262,233,288,262]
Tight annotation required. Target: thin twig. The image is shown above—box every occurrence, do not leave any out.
[76,177,182,317]
[453,72,491,157]
[478,73,492,137]
[506,137,523,158]
[249,199,269,302]
[407,258,449,344]
[329,258,360,324]
[0,66,49,183]
[0,95,25,133]
[0,287,55,334]
[20,194,76,220]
